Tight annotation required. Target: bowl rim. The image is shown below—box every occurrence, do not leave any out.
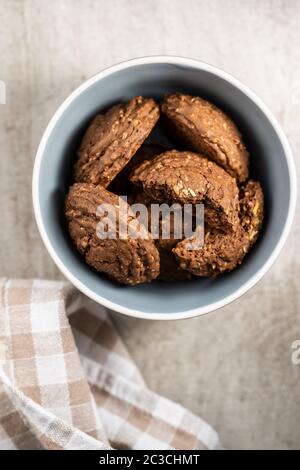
[32,55,297,320]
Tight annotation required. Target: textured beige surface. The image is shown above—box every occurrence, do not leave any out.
[0,0,299,449]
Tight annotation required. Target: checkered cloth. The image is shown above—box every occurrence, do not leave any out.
[0,278,221,450]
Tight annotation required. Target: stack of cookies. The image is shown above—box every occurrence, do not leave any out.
[65,94,264,285]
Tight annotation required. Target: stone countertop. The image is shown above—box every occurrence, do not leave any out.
[0,0,299,449]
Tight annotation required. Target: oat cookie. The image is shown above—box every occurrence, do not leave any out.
[174,227,249,277]
[65,183,160,285]
[161,93,249,182]
[74,96,160,187]
[130,150,240,232]
[173,180,264,276]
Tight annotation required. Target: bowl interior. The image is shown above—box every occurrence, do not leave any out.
[36,60,292,317]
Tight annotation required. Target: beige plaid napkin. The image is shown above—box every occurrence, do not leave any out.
[0,278,221,450]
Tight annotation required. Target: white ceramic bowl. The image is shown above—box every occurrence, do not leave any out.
[32,56,297,320]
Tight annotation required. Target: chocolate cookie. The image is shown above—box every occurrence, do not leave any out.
[65,183,160,285]
[174,227,249,277]
[74,97,160,187]
[161,93,249,182]
[130,150,240,232]
[173,180,264,276]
